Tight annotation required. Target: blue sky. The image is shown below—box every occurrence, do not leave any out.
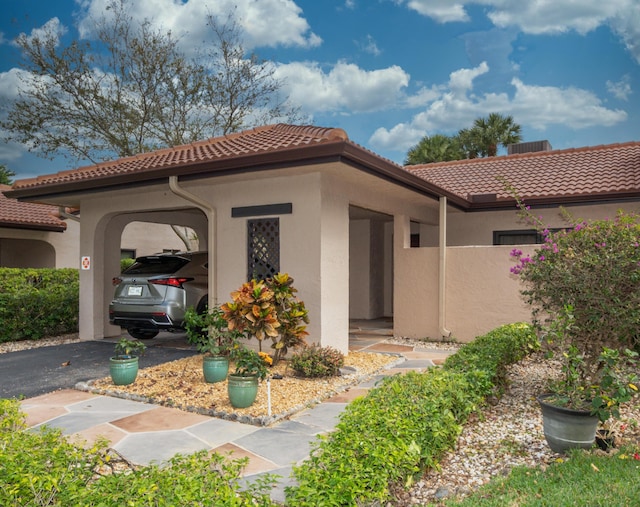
[1,0,639,180]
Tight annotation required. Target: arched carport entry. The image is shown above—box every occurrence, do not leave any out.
[0,238,56,267]
[101,207,209,338]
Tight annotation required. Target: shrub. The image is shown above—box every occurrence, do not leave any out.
[443,322,539,395]
[0,399,279,506]
[221,273,309,364]
[508,197,640,419]
[120,257,136,272]
[0,268,79,342]
[290,344,345,378]
[285,323,536,505]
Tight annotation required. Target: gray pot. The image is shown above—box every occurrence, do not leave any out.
[537,394,599,453]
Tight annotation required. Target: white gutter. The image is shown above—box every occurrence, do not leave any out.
[439,196,452,338]
[168,176,217,311]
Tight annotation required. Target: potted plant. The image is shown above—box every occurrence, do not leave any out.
[221,273,309,364]
[110,337,146,386]
[184,306,240,383]
[509,195,640,452]
[227,345,270,408]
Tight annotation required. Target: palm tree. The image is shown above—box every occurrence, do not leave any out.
[0,165,16,185]
[463,113,522,157]
[405,134,465,165]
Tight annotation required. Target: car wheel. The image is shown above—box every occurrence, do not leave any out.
[127,329,159,340]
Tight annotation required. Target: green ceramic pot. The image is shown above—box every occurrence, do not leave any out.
[227,374,259,408]
[203,355,229,383]
[109,356,139,386]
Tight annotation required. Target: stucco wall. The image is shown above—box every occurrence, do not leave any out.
[447,202,640,246]
[0,219,80,268]
[394,244,532,342]
[121,222,196,257]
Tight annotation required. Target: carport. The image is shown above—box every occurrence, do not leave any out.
[6,124,447,352]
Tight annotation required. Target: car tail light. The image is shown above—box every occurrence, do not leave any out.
[112,277,122,286]
[150,277,193,289]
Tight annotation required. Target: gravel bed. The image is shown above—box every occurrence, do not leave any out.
[397,352,640,505]
[86,351,402,426]
[0,334,81,354]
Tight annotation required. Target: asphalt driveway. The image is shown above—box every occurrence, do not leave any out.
[0,335,196,399]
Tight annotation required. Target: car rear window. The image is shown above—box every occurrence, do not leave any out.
[123,256,190,275]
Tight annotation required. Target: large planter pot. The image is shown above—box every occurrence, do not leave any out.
[110,356,139,386]
[227,374,259,408]
[537,394,599,453]
[203,355,229,383]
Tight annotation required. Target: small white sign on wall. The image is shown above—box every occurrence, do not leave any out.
[81,256,91,270]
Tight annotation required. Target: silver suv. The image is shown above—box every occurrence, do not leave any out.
[109,251,208,339]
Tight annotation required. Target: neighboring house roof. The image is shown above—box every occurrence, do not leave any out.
[0,185,66,232]
[6,124,447,205]
[408,141,640,210]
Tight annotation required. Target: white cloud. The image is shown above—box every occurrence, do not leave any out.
[275,61,410,114]
[16,17,67,47]
[509,78,626,129]
[400,0,469,23]
[448,61,489,94]
[397,1,640,61]
[75,0,321,51]
[0,68,28,101]
[358,35,381,56]
[606,75,632,101]
[609,4,640,64]
[369,63,627,152]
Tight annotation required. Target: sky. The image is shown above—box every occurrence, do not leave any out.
[1,0,639,180]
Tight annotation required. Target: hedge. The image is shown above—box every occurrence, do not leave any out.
[0,399,279,506]
[285,322,539,505]
[0,268,79,342]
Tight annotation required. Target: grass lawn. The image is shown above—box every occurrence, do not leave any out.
[440,447,640,506]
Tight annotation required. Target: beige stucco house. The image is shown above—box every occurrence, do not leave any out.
[1,185,192,267]
[5,125,640,352]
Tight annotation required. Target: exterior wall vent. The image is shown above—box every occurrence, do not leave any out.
[507,140,552,155]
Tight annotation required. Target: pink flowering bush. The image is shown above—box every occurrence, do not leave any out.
[510,202,639,419]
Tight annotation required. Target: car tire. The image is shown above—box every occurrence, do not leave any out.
[127,329,159,340]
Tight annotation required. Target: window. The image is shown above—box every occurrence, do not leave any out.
[248,218,280,280]
[120,249,136,259]
[494,228,567,245]
[493,230,541,245]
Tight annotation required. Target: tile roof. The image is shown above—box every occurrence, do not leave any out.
[406,141,640,208]
[10,124,351,192]
[0,185,66,231]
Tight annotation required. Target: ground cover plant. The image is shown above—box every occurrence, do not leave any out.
[285,323,539,505]
[438,446,640,506]
[0,268,78,342]
[0,398,279,506]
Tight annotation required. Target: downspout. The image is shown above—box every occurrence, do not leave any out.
[58,207,80,222]
[168,176,217,311]
[439,196,452,338]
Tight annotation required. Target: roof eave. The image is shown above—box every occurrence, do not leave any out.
[462,191,640,211]
[0,221,66,232]
[6,140,454,204]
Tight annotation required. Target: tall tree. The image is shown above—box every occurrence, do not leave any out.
[0,165,16,185]
[1,0,302,165]
[463,113,522,157]
[405,134,465,165]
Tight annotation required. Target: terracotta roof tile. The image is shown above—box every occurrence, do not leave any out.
[406,141,640,205]
[11,124,349,191]
[0,185,66,231]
